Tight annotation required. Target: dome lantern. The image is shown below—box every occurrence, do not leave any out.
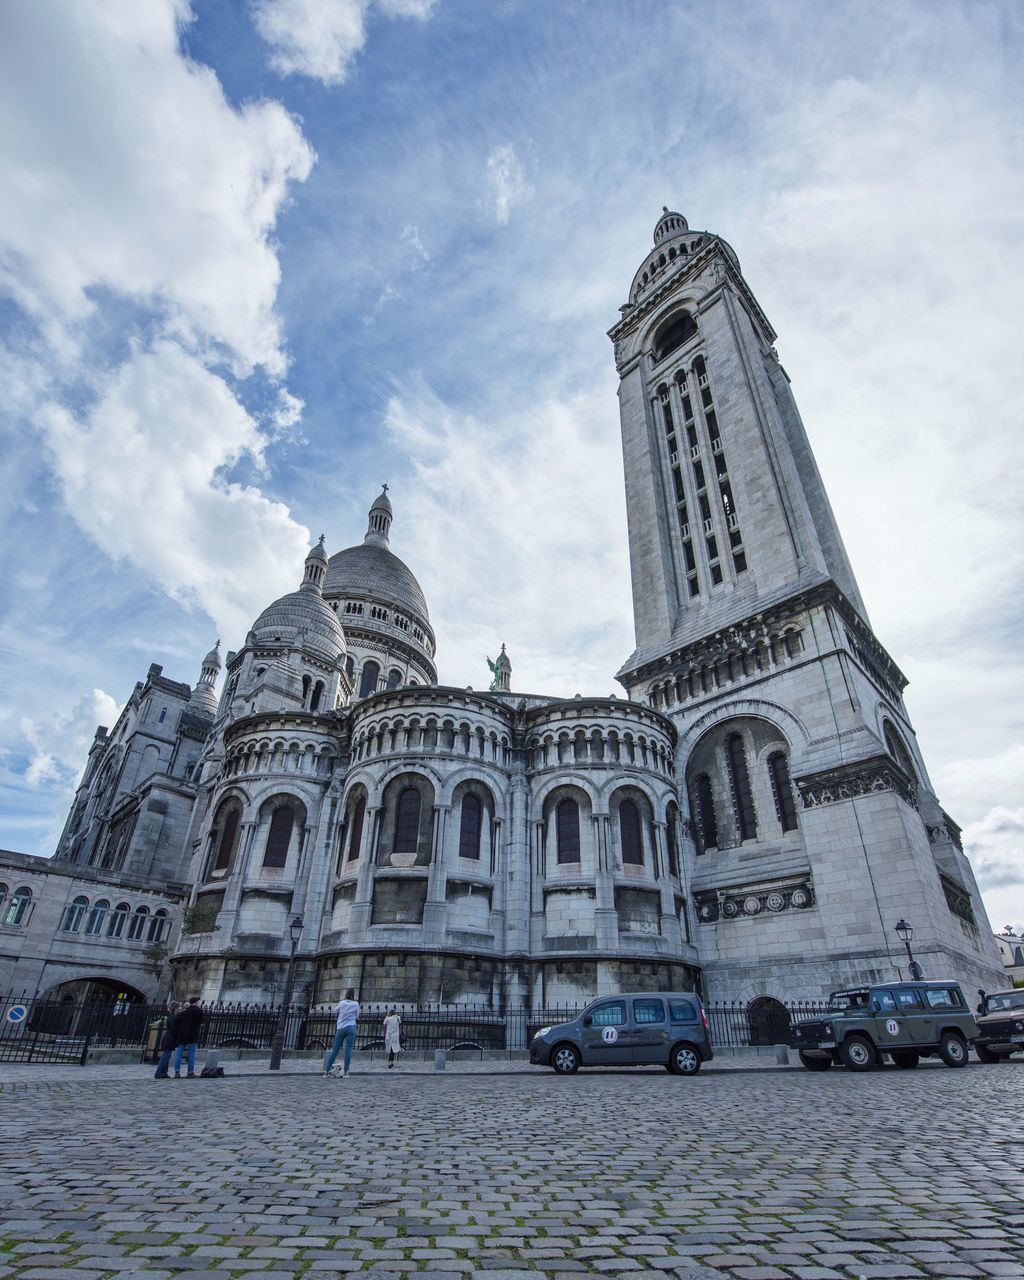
[653,206,689,246]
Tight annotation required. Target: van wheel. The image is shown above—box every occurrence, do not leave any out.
[551,1044,580,1074]
[975,1044,1001,1064]
[891,1051,919,1069]
[839,1035,877,1071]
[938,1032,968,1068]
[798,1051,832,1071]
[669,1042,701,1075]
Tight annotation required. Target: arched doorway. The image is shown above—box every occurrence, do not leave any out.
[747,996,791,1046]
[31,977,149,1040]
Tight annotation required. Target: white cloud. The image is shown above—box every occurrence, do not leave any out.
[39,341,310,644]
[21,689,120,789]
[383,378,632,696]
[962,806,1024,935]
[0,1,315,648]
[485,144,527,225]
[251,0,437,85]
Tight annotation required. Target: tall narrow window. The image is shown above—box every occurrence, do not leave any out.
[212,807,240,874]
[127,906,149,941]
[394,787,421,853]
[302,674,311,706]
[107,902,130,938]
[310,680,324,712]
[85,899,109,936]
[666,807,679,877]
[148,909,168,943]
[556,798,581,863]
[459,794,482,859]
[883,723,916,780]
[5,887,32,927]
[693,774,718,852]
[61,895,89,933]
[768,752,798,832]
[358,661,380,699]
[346,797,365,862]
[263,805,294,869]
[619,800,643,865]
[387,668,402,690]
[727,733,757,841]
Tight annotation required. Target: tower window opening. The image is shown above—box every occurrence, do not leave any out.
[394,787,421,853]
[310,680,324,712]
[701,386,714,409]
[556,798,581,863]
[710,562,723,585]
[459,794,482,859]
[726,733,757,841]
[358,661,380,699]
[387,668,402,690]
[733,551,748,573]
[672,468,685,503]
[688,575,700,597]
[729,527,742,547]
[346,796,365,862]
[619,800,643,865]
[693,774,718,852]
[263,805,295,869]
[699,494,711,521]
[693,460,706,490]
[686,423,699,451]
[768,752,798,832]
[682,394,693,420]
[683,541,696,573]
[661,397,674,434]
[302,674,312,705]
[706,535,719,560]
[652,311,698,362]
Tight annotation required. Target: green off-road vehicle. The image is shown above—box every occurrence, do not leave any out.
[790,980,978,1071]
[974,988,1024,1063]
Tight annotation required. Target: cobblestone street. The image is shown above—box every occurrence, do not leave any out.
[1,1063,1022,1280]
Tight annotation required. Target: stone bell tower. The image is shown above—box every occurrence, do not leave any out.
[608,207,1003,1002]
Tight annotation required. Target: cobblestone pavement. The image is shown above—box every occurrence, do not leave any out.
[1,1063,1021,1280]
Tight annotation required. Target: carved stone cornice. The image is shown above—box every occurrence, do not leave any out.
[694,875,814,924]
[795,754,917,811]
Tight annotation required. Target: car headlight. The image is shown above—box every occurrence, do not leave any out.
[535,1026,552,1039]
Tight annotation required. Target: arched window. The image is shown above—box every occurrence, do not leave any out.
[359,661,380,699]
[345,655,355,680]
[310,680,324,712]
[459,794,482,859]
[666,806,679,877]
[147,909,168,943]
[61,895,89,932]
[85,899,109,936]
[387,668,402,690]
[107,902,130,938]
[211,805,241,874]
[556,798,581,863]
[883,722,917,780]
[768,752,798,832]
[346,797,365,862]
[5,886,32,927]
[693,774,718,852]
[619,800,643,865]
[301,674,311,706]
[127,906,150,941]
[0,884,7,918]
[394,787,421,853]
[263,805,295,869]
[726,732,757,841]
[653,310,698,362]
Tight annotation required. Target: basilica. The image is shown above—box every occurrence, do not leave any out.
[0,208,1003,1011]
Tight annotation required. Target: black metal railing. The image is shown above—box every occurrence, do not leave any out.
[0,992,833,1065]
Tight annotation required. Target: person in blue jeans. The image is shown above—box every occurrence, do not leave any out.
[173,996,204,1077]
[323,987,359,1078]
[154,1001,181,1079]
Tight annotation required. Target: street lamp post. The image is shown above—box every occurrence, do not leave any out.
[268,915,304,1071]
[894,918,924,980]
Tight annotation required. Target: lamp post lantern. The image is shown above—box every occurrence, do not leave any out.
[894,918,924,980]
[269,915,304,1071]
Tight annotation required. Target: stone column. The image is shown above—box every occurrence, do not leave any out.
[594,813,617,949]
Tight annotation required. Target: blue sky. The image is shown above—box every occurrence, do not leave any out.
[1,0,1022,927]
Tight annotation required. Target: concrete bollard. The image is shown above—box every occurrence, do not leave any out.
[774,1044,789,1065]
[434,1049,446,1071]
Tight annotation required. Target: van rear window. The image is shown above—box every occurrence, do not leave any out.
[669,1001,697,1023]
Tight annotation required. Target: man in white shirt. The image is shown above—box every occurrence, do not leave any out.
[323,987,360,1078]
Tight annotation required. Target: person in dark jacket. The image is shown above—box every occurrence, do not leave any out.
[154,1001,181,1079]
[173,996,204,1078]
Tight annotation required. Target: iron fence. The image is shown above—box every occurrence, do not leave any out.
[0,992,833,1064]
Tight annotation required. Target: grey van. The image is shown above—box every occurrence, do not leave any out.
[528,992,713,1075]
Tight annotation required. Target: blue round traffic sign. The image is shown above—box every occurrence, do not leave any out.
[6,1005,27,1024]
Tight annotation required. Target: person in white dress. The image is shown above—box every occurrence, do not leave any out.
[383,1008,401,1069]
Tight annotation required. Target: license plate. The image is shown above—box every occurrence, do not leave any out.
[1010,1034,1024,1043]
[819,1041,835,1048]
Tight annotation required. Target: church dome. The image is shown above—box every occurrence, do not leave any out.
[248,542,347,663]
[654,207,688,245]
[323,487,430,624]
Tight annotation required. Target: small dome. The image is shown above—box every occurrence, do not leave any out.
[370,487,393,517]
[307,533,329,566]
[201,640,222,673]
[249,589,347,662]
[654,206,689,245]
[188,682,219,719]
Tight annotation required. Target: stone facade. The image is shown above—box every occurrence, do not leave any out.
[2,206,1004,1009]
